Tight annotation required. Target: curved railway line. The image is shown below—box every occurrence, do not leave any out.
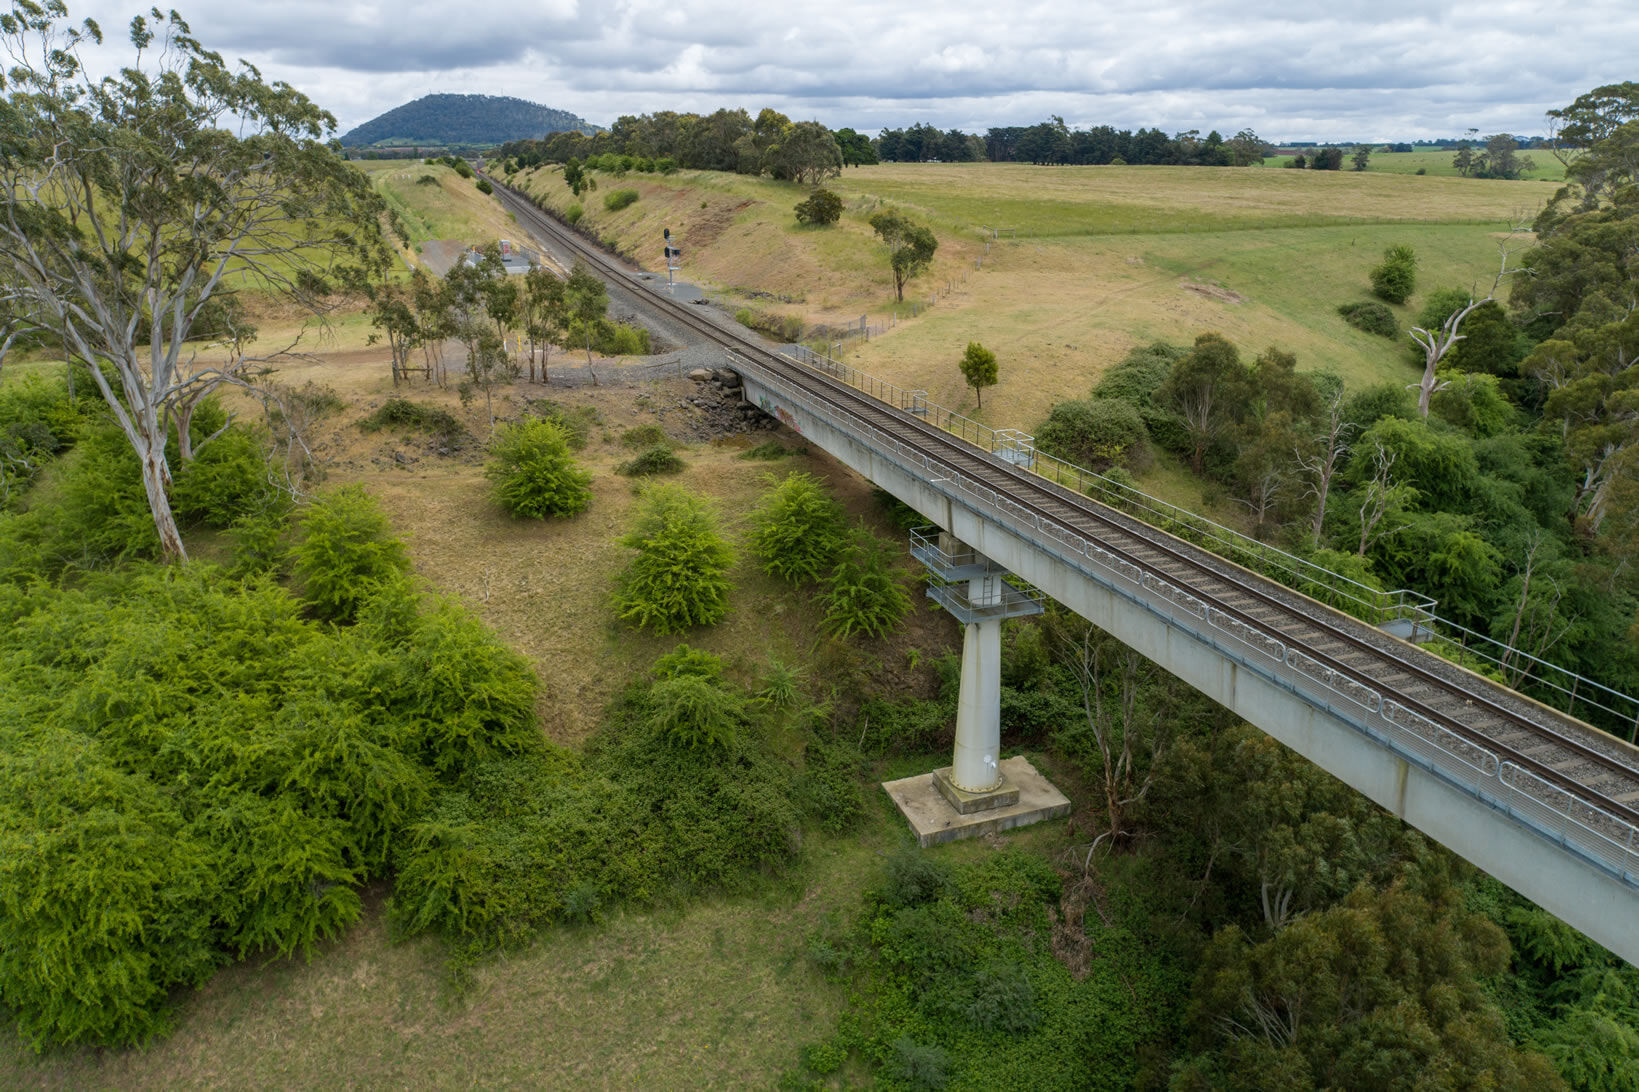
[491,179,1639,859]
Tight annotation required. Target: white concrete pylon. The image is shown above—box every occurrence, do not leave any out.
[952,613,1003,792]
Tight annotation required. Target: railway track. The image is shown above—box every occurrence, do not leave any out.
[492,179,1639,851]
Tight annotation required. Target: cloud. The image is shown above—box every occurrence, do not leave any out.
[59,0,1639,140]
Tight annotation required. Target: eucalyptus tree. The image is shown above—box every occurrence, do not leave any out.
[0,3,394,561]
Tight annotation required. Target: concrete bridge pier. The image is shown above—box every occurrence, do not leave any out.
[884,529,1071,845]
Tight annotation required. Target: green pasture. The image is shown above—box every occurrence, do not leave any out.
[1263,148,1566,182]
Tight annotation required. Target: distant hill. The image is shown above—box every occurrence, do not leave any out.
[339,94,598,148]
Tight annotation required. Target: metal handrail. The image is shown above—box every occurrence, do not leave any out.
[778,344,1639,737]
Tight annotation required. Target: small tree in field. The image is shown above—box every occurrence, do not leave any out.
[564,261,609,385]
[1370,244,1418,304]
[794,188,843,226]
[869,211,938,301]
[748,471,846,584]
[485,418,592,519]
[959,342,999,408]
[613,485,735,634]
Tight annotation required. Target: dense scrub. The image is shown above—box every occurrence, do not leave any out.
[390,650,867,956]
[0,561,538,1048]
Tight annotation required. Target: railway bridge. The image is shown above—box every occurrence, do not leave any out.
[492,181,1639,965]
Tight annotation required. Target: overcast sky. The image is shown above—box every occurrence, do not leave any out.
[61,0,1639,142]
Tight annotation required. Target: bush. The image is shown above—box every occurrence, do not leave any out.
[735,307,804,342]
[415,173,439,185]
[359,397,468,448]
[529,400,601,450]
[1337,300,1399,337]
[821,528,912,639]
[1369,243,1417,304]
[568,318,653,356]
[1035,397,1151,470]
[0,565,533,1047]
[621,424,669,449]
[1091,342,1181,407]
[475,178,493,195]
[748,471,847,585]
[794,187,844,226]
[1416,286,1473,333]
[291,484,411,623]
[565,203,584,225]
[739,440,794,461]
[616,444,685,477]
[485,418,593,519]
[651,642,725,681]
[612,485,735,634]
[891,1038,951,1090]
[171,425,279,528]
[603,188,639,212]
[646,674,747,749]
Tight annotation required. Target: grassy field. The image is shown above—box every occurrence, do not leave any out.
[507,161,1553,432]
[1263,148,1566,181]
[364,159,526,268]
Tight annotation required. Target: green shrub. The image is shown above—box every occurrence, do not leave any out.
[565,204,584,225]
[415,173,439,186]
[529,400,601,450]
[821,528,912,639]
[475,178,493,195]
[1034,397,1151,470]
[371,590,541,774]
[0,728,223,1048]
[172,426,279,528]
[739,440,794,461]
[651,643,725,681]
[612,485,735,634]
[802,1041,848,1076]
[794,187,844,226]
[52,422,161,562]
[616,444,685,477]
[1416,287,1474,333]
[485,418,593,519]
[291,485,411,623]
[0,565,531,1047]
[735,307,804,342]
[359,397,468,447]
[1370,243,1418,304]
[567,318,653,356]
[621,424,669,449]
[891,1038,951,1090]
[1090,341,1181,407]
[748,471,846,585]
[603,188,639,212]
[1337,300,1399,337]
[646,674,747,749]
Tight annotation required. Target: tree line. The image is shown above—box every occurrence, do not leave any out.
[499,108,855,184]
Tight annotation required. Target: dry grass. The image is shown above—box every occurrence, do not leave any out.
[507,161,1550,437]
[234,346,952,744]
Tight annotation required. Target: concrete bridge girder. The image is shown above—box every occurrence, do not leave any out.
[738,370,1639,966]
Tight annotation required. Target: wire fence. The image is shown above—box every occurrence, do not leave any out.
[780,344,1639,738]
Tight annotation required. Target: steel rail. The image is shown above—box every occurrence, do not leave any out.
[491,180,1639,833]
